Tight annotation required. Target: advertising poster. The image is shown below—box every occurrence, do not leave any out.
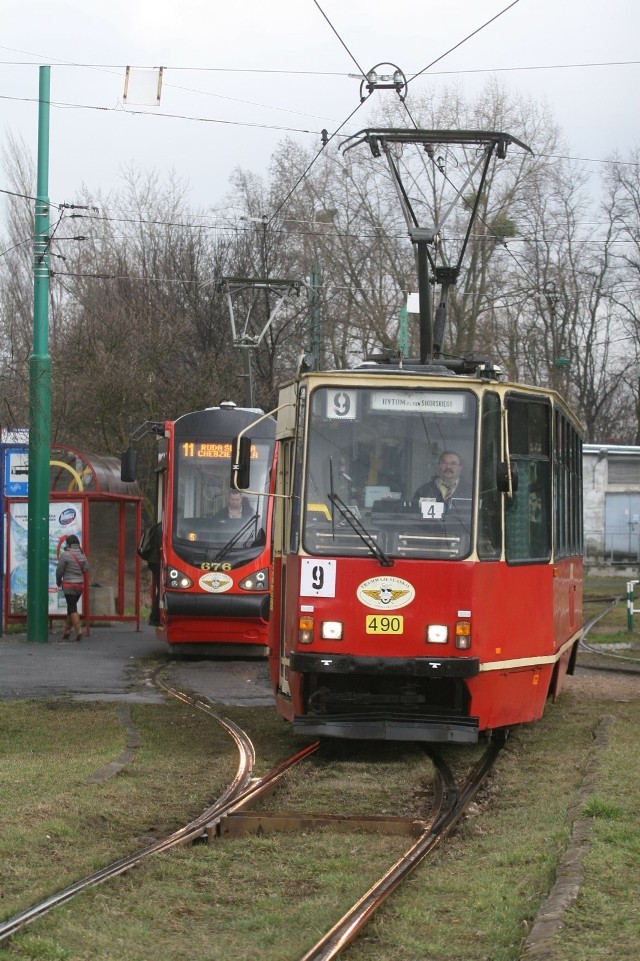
[8,501,83,615]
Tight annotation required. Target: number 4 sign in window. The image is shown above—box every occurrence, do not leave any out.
[300,558,336,597]
[420,498,445,519]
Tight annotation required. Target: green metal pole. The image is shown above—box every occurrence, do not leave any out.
[628,580,638,634]
[308,263,322,370]
[27,65,52,643]
[399,306,408,356]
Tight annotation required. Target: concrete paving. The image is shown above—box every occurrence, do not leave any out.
[0,623,275,706]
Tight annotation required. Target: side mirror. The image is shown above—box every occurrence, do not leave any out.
[497,460,518,494]
[230,435,252,490]
[121,446,138,483]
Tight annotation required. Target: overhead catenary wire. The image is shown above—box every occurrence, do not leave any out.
[2,203,637,253]
[4,167,639,264]
[43,265,640,355]
[0,93,319,135]
[2,14,639,327]
[0,0,558,242]
[1,21,638,204]
[264,0,377,226]
[3,45,639,77]
[0,236,32,258]
[311,0,367,78]
[406,0,522,87]
[267,99,367,226]
[269,0,531,231]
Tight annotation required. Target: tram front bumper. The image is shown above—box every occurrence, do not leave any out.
[165,592,269,620]
[289,652,480,678]
[289,652,480,743]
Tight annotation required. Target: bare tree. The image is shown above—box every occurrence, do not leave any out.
[50,170,247,452]
[602,151,640,441]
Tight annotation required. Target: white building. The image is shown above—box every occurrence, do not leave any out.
[583,445,640,569]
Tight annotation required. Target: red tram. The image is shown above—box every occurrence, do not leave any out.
[233,367,583,741]
[229,126,584,741]
[126,403,276,655]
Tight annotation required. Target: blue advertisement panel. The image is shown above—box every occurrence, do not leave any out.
[8,501,84,615]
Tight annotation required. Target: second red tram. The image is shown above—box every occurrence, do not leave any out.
[233,362,584,741]
[144,403,276,655]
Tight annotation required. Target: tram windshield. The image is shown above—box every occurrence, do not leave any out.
[303,386,477,560]
[172,438,273,564]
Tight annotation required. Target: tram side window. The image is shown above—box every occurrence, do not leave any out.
[554,411,583,558]
[478,392,501,559]
[505,398,551,563]
[554,411,565,557]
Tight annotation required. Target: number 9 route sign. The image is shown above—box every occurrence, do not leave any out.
[300,558,336,597]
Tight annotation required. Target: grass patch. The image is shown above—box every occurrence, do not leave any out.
[0,699,239,920]
[583,796,626,820]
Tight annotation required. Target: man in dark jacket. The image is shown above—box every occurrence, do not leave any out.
[413,451,471,514]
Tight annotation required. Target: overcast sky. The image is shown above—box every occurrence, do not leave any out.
[1,0,638,212]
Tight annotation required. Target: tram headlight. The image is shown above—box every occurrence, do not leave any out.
[321,621,343,640]
[427,624,448,644]
[455,620,472,650]
[166,568,192,590]
[299,615,314,645]
[239,568,269,591]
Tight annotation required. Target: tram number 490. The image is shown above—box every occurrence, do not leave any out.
[365,615,404,635]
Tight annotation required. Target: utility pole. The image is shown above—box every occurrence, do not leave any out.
[27,65,51,642]
[308,262,322,370]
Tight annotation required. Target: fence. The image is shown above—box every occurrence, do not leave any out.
[584,528,640,566]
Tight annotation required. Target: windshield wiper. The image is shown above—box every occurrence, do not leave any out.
[211,513,259,563]
[327,492,394,568]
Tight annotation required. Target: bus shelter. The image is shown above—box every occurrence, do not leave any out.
[2,443,142,635]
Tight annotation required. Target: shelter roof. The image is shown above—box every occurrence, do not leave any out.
[50,445,139,496]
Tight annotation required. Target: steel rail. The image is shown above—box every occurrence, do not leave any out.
[580,596,623,640]
[0,670,318,943]
[298,732,507,961]
[579,596,640,665]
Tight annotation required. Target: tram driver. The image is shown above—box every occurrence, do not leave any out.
[213,489,254,525]
[413,451,471,517]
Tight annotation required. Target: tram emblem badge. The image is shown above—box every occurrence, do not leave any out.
[356,576,415,610]
[199,572,233,593]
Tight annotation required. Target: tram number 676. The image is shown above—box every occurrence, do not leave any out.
[365,615,404,635]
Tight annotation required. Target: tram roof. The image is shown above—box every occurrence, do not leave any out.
[284,364,584,432]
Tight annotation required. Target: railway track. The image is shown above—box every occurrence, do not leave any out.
[290,594,636,959]
[298,732,507,961]
[0,668,318,945]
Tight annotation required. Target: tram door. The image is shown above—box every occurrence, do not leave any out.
[605,493,640,562]
[276,436,297,697]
